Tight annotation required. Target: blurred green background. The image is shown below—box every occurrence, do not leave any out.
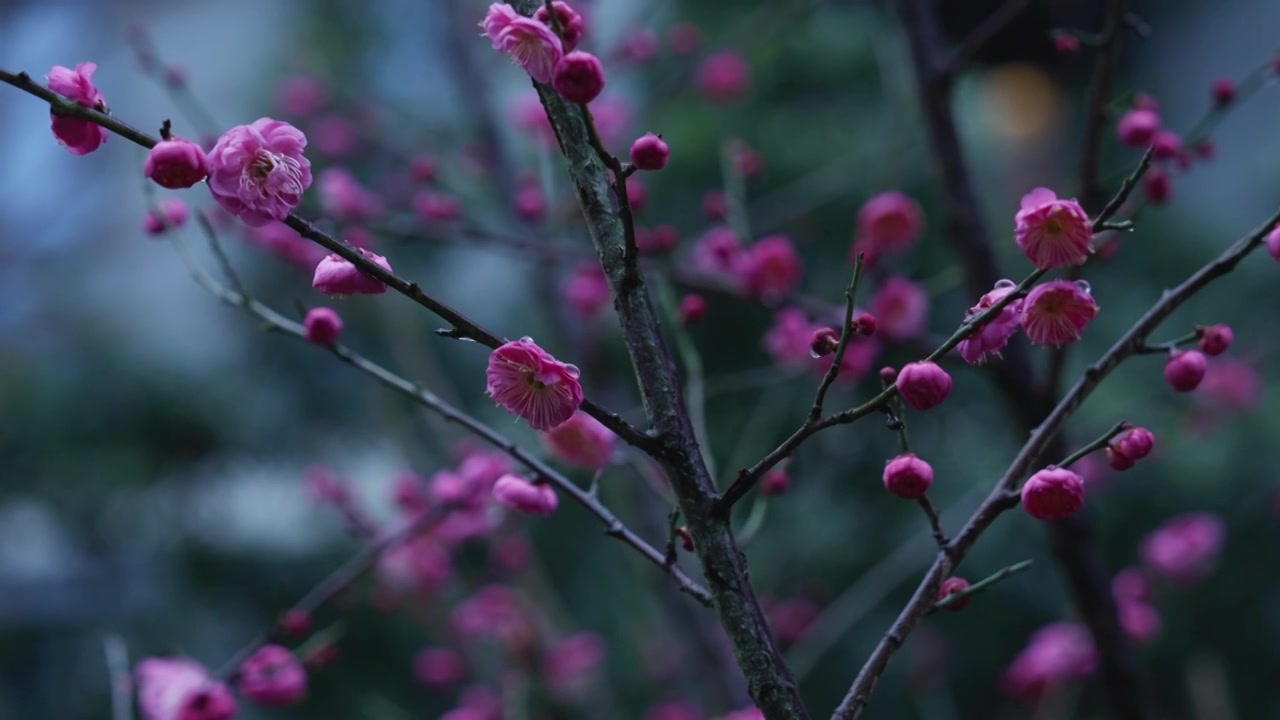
[2,0,1279,718]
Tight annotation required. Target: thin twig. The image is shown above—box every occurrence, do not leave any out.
[942,0,1035,78]
[809,256,865,422]
[916,496,949,552]
[169,233,714,608]
[929,559,1033,613]
[1058,421,1130,469]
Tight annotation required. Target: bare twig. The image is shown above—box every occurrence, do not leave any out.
[941,0,1035,79]
[929,559,1033,613]
[809,257,865,422]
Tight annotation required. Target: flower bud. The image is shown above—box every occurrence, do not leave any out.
[145,137,210,189]
[1164,349,1207,392]
[492,474,559,516]
[630,133,670,171]
[937,576,971,611]
[679,294,707,325]
[304,307,343,345]
[1116,109,1160,146]
[809,327,840,357]
[883,453,934,499]
[278,609,312,638]
[852,312,877,336]
[895,361,953,411]
[760,466,790,497]
[1116,427,1155,460]
[1211,77,1237,106]
[553,51,606,104]
[1197,324,1233,356]
[1021,466,1085,520]
[237,645,307,706]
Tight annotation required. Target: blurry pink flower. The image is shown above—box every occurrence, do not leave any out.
[589,96,631,144]
[856,191,924,255]
[1021,466,1085,521]
[1002,622,1097,699]
[679,294,707,324]
[135,658,237,720]
[161,198,189,227]
[719,708,765,720]
[303,307,343,345]
[1021,280,1098,346]
[668,23,703,55]
[646,702,703,720]
[378,535,452,593]
[1212,76,1237,106]
[760,465,790,497]
[312,249,393,296]
[625,176,648,212]
[392,471,429,515]
[957,279,1024,365]
[534,1,585,51]
[493,474,559,515]
[275,75,328,116]
[638,224,679,253]
[491,534,532,571]
[428,470,480,508]
[46,62,109,155]
[870,276,928,341]
[237,645,306,706]
[895,361,952,411]
[486,339,583,430]
[318,167,382,220]
[145,137,210,189]
[303,465,349,506]
[545,632,606,694]
[311,115,360,157]
[1197,356,1260,412]
[691,226,743,280]
[434,504,501,546]
[452,585,530,643]
[414,647,467,687]
[764,308,817,369]
[697,50,751,103]
[514,184,545,222]
[1014,188,1092,269]
[496,17,564,84]
[1112,567,1151,604]
[412,189,463,222]
[563,262,612,318]
[1143,167,1173,205]
[767,596,818,643]
[1116,109,1160,146]
[245,221,326,267]
[818,334,880,384]
[515,92,558,145]
[458,449,512,492]
[542,410,615,471]
[619,28,659,62]
[207,118,312,226]
[1141,512,1225,586]
[883,453,934,499]
[739,235,802,300]
[1117,600,1161,644]
[1151,130,1182,160]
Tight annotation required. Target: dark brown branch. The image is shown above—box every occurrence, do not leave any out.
[1079,0,1131,213]
[831,205,1280,719]
[510,1,808,714]
[0,67,652,453]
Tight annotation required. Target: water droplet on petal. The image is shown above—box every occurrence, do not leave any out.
[809,349,823,359]
[519,335,534,343]
[562,363,581,378]
[994,278,1016,290]
[1075,280,1092,295]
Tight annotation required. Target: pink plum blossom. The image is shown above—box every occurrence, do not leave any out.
[486,339,583,431]
[312,249,393,296]
[135,658,237,720]
[236,645,307,706]
[492,474,559,515]
[1020,280,1098,346]
[46,62,109,154]
[1014,188,1092,269]
[541,410,615,471]
[207,118,312,226]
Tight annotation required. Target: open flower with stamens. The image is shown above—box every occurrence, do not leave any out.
[207,118,312,226]
[1014,188,1093,269]
[1021,280,1098,346]
[486,339,583,430]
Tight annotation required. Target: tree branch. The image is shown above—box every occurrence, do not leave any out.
[0,67,653,453]
[170,232,713,607]
[511,0,809,714]
[830,204,1280,719]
